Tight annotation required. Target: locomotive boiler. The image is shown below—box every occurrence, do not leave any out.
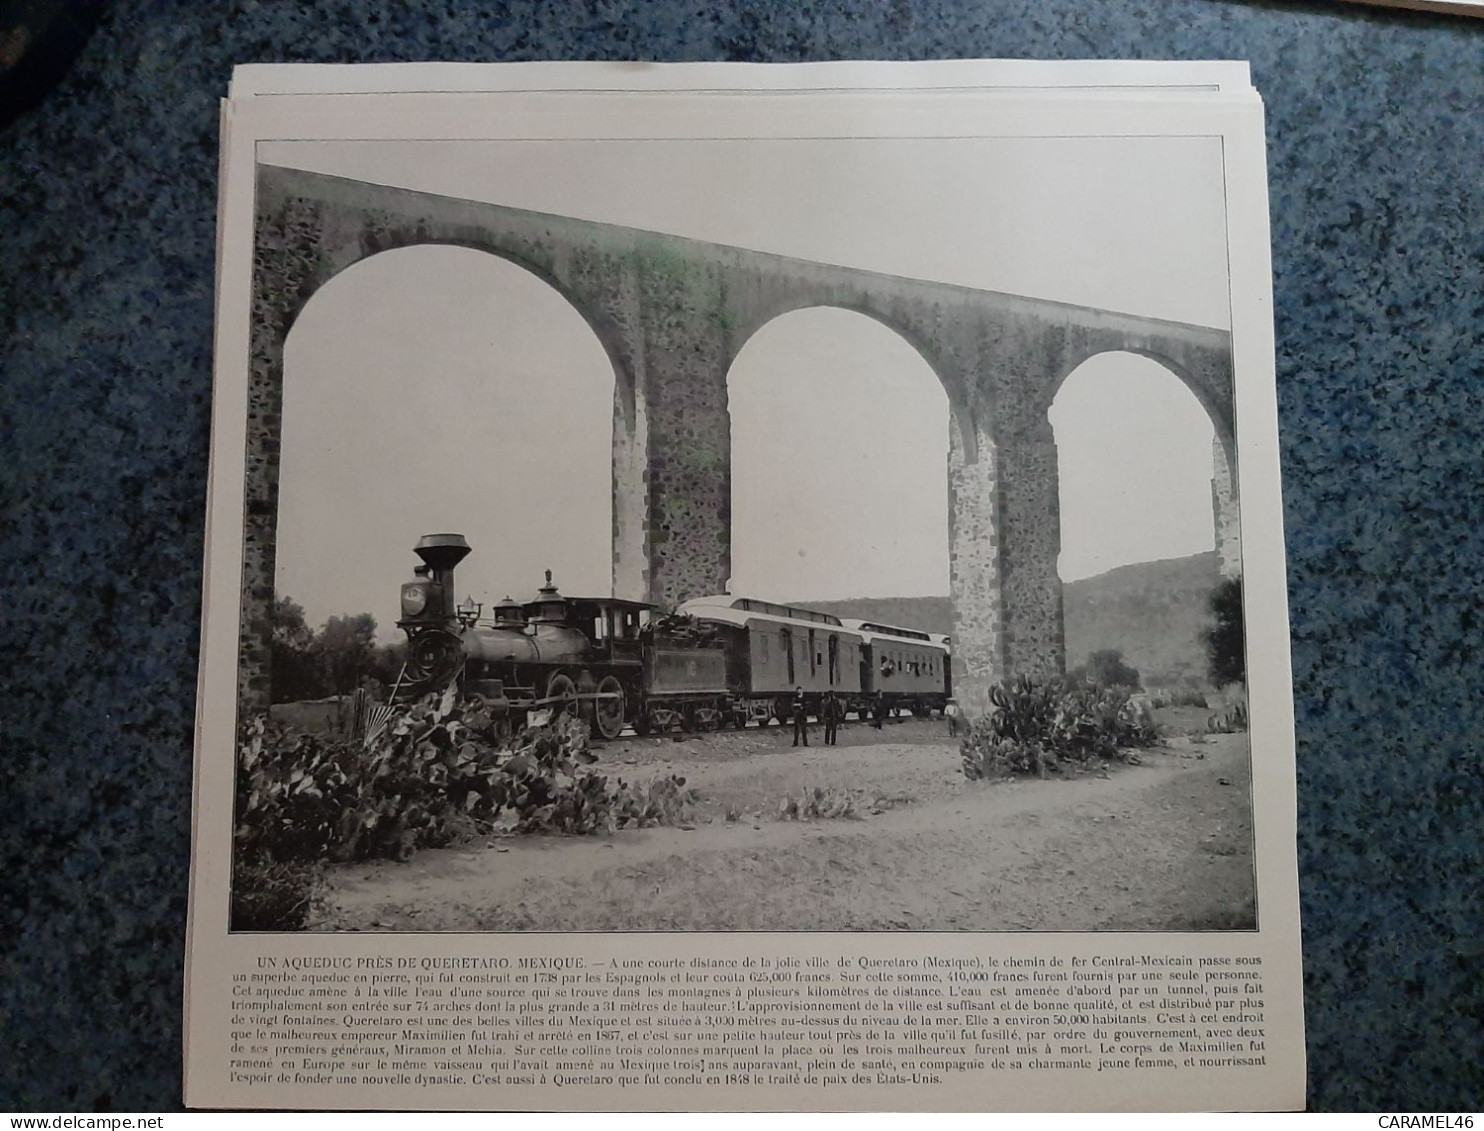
[393,533,730,739]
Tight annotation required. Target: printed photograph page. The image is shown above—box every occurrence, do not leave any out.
[188,66,1300,1111]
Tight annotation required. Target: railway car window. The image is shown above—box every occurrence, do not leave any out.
[759,633,769,662]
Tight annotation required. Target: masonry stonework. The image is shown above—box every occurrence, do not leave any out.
[1211,435,1243,578]
[946,410,1000,717]
[241,165,1237,718]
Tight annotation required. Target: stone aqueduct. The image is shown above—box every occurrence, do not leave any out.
[242,164,1239,713]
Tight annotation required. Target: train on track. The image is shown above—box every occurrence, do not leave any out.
[392,533,951,739]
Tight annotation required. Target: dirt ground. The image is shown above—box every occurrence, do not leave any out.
[306,710,1256,934]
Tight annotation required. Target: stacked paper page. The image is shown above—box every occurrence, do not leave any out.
[189,61,1299,1112]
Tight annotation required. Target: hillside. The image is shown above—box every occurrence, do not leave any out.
[1060,551,1220,685]
[788,595,955,637]
[792,551,1220,687]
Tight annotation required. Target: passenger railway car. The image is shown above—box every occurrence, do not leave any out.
[676,596,868,724]
[840,619,952,717]
[678,597,952,723]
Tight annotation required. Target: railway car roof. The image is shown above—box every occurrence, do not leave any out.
[678,596,865,639]
[837,618,950,651]
[682,594,844,625]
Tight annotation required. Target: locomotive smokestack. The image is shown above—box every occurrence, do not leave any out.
[413,533,472,619]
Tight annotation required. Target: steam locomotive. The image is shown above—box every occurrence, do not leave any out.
[394,533,950,739]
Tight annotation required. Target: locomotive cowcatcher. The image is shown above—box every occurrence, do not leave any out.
[393,533,730,739]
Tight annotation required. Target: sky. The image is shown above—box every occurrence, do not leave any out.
[265,135,1229,640]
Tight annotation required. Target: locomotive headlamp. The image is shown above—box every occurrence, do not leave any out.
[456,596,482,628]
[401,583,428,617]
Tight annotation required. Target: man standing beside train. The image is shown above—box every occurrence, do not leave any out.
[791,686,810,748]
[822,690,842,746]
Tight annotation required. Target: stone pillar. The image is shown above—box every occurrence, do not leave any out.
[611,387,649,603]
[632,245,732,609]
[1212,435,1242,578]
[947,406,1003,717]
[239,194,328,715]
[997,413,1066,681]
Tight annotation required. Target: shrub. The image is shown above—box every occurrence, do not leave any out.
[778,787,861,820]
[960,675,1158,781]
[613,774,701,829]
[1170,685,1213,708]
[233,689,696,877]
[1206,576,1245,686]
[231,859,320,932]
[986,675,1062,745]
[961,735,1046,781]
[1068,649,1142,690]
[1207,699,1249,734]
[1054,683,1158,759]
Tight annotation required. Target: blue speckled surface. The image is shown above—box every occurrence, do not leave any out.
[2,0,1480,1113]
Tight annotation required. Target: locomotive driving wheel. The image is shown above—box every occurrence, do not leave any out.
[592,675,626,740]
[545,672,579,721]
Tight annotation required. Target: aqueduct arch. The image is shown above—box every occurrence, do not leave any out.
[1049,348,1241,584]
[725,307,952,600]
[243,164,1237,714]
[278,244,620,615]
